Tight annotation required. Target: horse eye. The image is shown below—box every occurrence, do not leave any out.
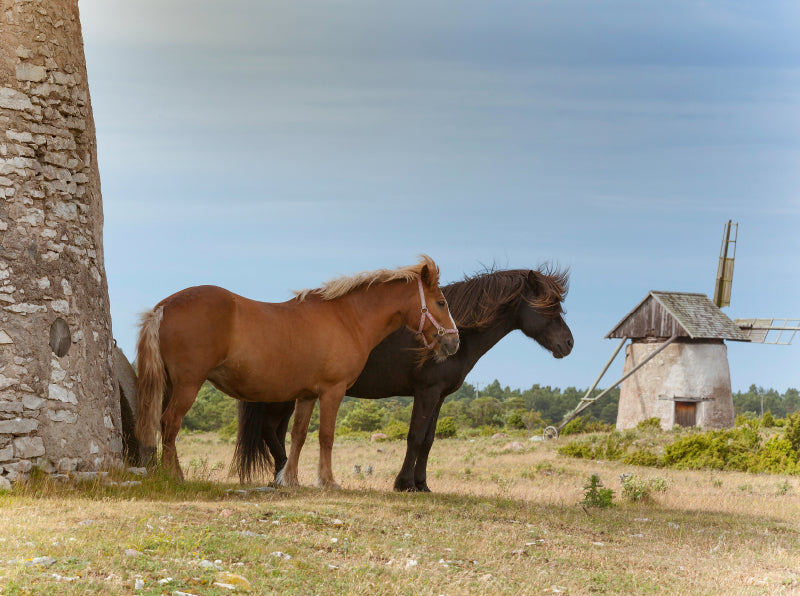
[437,300,446,307]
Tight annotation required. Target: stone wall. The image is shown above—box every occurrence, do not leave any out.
[0,0,121,487]
[616,340,735,431]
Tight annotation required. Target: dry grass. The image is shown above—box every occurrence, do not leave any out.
[1,432,799,595]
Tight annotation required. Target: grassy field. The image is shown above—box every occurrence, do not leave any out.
[1,431,799,595]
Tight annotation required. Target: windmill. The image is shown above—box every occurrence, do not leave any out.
[544,221,798,439]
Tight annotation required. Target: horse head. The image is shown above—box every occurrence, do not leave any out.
[413,257,460,360]
[519,268,573,359]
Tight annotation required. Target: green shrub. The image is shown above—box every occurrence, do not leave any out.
[582,474,614,508]
[762,411,776,428]
[785,412,800,452]
[622,448,661,467]
[435,417,457,438]
[620,473,671,502]
[383,420,409,440]
[506,410,527,430]
[558,431,633,461]
[662,425,762,471]
[749,436,800,474]
[637,417,662,431]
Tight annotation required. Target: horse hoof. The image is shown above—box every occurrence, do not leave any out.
[415,484,432,493]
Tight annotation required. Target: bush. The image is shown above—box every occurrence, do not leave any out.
[637,417,662,431]
[383,420,409,441]
[558,431,633,461]
[749,436,800,474]
[622,448,662,467]
[785,412,800,452]
[620,473,671,502]
[435,416,457,438]
[506,410,527,430]
[663,425,761,471]
[762,411,776,428]
[582,474,614,508]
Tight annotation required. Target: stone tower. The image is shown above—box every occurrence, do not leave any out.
[1,0,121,486]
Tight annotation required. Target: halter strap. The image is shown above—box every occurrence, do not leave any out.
[417,277,458,349]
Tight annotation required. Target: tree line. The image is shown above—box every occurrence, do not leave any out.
[181,380,800,436]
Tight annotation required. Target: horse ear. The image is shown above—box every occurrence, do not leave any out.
[420,264,432,286]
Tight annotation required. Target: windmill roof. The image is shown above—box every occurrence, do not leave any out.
[606,291,750,341]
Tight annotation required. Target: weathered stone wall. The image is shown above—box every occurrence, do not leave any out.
[616,340,735,431]
[0,0,121,487]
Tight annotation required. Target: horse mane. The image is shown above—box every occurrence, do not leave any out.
[294,254,440,301]
[444,265,569,330]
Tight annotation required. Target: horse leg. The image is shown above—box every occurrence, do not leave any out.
[413,394,447,492]
[316,385,346,489]
[160,381,201,480]
[268,401,293,480]
[278,397,316,487]
[394,388,440,492]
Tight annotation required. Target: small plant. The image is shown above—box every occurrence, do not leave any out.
[762,411,776,428]
[776,480,791,496]
[637,417,662,431]
[620,473,671,502]
[582,473,614,508]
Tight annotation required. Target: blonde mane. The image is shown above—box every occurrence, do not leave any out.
[295,255,440,301]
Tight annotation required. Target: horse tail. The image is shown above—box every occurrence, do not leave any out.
[135,306,166,465]
[233,401,275,483]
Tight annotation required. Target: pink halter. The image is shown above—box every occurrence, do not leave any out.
[417,277,458,349]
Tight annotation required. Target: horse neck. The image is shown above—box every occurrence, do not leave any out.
[456,305,518,368]
[341,280,418,349]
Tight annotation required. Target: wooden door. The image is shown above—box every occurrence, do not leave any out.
[675,402,697,427]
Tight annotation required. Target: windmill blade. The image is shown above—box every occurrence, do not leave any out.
[735,318,800,345]
[713,220,737,308]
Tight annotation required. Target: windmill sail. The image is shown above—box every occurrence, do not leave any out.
[735,318,800,345]
[713,220,737,308]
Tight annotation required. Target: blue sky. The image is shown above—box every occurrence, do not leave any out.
[79,0,800,393]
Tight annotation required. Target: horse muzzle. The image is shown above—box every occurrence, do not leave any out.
[435,333,460,358]
[552,336,574,359]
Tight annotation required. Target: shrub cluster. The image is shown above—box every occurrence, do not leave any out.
[560,413,800,476]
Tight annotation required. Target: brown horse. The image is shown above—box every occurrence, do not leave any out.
[135,255,459,487]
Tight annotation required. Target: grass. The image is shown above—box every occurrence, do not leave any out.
[1,432,799,594]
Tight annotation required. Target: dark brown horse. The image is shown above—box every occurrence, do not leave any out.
[235,266,572,491]
[135,256,459,487]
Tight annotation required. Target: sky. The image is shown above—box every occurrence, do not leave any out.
[78,0,800,395]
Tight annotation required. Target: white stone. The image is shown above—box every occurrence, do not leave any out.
[104,415,114,429]
[0,418,38,434]
[61,279,72,295]
[47,409,77,423]
[14,436,45,458]
[50,299,69,314]
[16,46,34,59]
[0,444,14,461]
[6,130,33,143]
[4,303,47,314]
[0,374,18,390]
[15,64,47,82]
[89,441,99,454]
[0,476,11,491]
[0,330,12,345]
[0,87,34,111]
[37,277,50,290]
[21,395,45,410]
[48,384,77,404]
[0,400,23,413]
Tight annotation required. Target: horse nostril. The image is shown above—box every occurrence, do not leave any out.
[567,337,574,348]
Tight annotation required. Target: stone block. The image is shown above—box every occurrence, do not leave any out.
[14,436,45,458]
[0,401,23,414]
[15,64,47,82]
[0,418,38,434]
[47,409,77,423]
[0,87,35,111]
[0,444,13,461]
